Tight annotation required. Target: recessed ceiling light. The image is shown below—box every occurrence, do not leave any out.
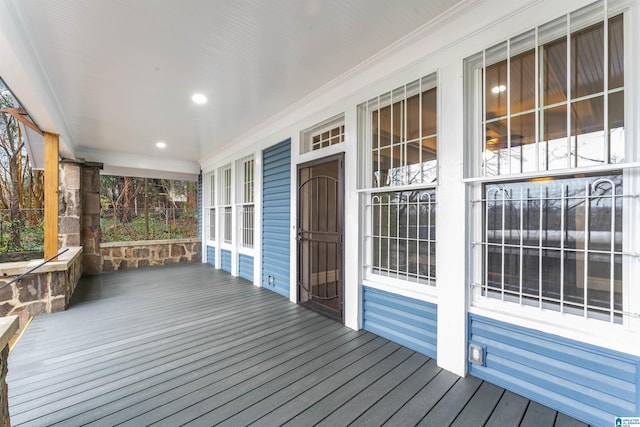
[191,93,207,104]
[156,141,166,149]
[491,85,506,94]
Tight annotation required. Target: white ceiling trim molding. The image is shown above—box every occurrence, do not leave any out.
[101,166,199,182]
[76,147,200,180]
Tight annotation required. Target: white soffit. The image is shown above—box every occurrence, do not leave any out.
[2,0,462,175]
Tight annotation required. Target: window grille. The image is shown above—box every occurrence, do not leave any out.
[367,189,436,284]
[465,1,637,325]
[241,205,254,248]
[311,125,344,151]
[224,207,232,244]
[470,9,625,178]
[208,208,216,241]
[474,174,628,323]
[210,173,215,205]
[237,155,254,249]
[220,164,232,244]
[359,73,438,286]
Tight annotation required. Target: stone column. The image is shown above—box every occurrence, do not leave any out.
[58,160,83,248]
[81,163,103,274]
[58,159,103,274]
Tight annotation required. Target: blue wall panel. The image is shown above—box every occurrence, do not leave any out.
[261,140,291,298]
[221,249,232,273]
[469,314,640,426]
[206,245,215,266]
[239,254,254,282]
[362,286,437,359]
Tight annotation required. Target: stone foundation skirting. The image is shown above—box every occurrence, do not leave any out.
[101,238,201,272]
[0,247,83,320]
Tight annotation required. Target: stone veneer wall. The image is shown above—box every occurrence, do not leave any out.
[101,238,201,271]
[0,247,82,323]
[58,159,103,274]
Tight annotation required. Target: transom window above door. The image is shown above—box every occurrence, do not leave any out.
[300,114,345,154]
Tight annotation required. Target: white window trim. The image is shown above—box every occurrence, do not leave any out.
[204,171,217,246]
[219,163,234,251]
[464,3,640,342]
[358,73,440,297]
[236,155,255,254]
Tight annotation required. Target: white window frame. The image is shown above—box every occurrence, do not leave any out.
[236,155,255,253]
[464,0,640,341]
[219,164,233,248]
[358,73,439,300]
[204,171,216,245]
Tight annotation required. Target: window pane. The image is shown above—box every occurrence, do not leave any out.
[421,137,437,183]
[486,58,508,119]
[511,112,537,173]
[422,88,437,136]
[392,98,404,144]
[510,48,536,114]
[609,15,624,90]
[571,96,604,167]
[542,105,567,170]
[542,38,567,105]
[407,93,420,141]
[372,110,379,150]
[609,91,624,164]
[379,104,391,148]
[484,174,622,320]
[371,190,436,283]
[571,22,604,98]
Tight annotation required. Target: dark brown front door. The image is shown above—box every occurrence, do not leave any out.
[297,154,344,322]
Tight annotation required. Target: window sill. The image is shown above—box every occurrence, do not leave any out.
[363,277,437,305]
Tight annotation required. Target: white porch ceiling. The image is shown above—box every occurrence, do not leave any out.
[0,0,462,179]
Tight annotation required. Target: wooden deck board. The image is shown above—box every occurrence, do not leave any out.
[7,264,591,426]
[213,336,390,427]
[314,352,428,427]
[351,358,442,425]
[416,375,483,427]
[484,390,530,427]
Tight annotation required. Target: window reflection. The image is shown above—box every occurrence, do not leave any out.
[483,15,624,176]
[484,175,623,321]
[372,84,437,187]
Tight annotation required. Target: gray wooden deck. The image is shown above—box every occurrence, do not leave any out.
[7,263,589,426]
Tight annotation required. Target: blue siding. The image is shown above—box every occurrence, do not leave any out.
[221,249,232,273]
[261,140,291,298]
[469,314,640,426]
[362,286,437,359]
[206,245,215,266]
[239,254,254,282]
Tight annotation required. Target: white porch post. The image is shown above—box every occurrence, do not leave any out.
[436,62,468,376]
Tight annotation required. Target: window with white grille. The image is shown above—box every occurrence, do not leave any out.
[220,164,232,244]
[359,73,438,286]
[465,0,638,325]
[203,172,216,243]
[237,155,254,249]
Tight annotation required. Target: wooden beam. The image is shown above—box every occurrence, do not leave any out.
[0,107,43,135]
[44,132,59,260]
